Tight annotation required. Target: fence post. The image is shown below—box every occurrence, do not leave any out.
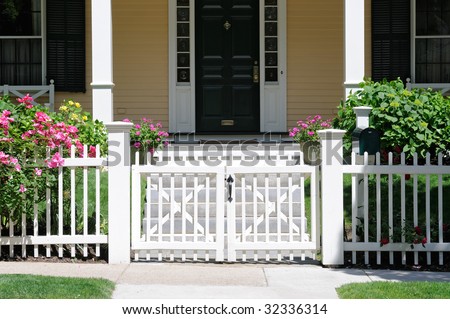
[106,122,133,264]
[318,129,346,266]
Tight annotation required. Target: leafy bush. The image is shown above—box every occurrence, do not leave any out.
[333,79,450,159]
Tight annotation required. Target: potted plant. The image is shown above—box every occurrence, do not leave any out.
[289,115,332,165]
[124,118,170,165]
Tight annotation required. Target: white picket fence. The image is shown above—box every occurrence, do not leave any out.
[1,125,449,266]
[343,152,450,266]
[0,145,107,259]
[130,147,320,262]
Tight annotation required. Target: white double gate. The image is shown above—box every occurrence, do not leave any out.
[131,151,320,262]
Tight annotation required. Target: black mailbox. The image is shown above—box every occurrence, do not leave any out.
[352,127,381,155]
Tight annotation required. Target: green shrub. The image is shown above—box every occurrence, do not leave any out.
[333,79,450,159]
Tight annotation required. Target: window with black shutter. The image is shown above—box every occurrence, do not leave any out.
[0,0,43,85]
[47,0,85,92]
[372,0,411,82]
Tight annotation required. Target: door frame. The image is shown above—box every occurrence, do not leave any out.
[168,0,287,134]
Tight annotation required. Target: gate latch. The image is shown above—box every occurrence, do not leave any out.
[226,175,234,202]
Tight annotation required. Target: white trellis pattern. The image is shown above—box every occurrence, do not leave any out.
[131,164,226,262]
[130,148,321,262]
[226,165,320,262]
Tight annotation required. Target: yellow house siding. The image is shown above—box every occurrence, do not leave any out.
[54,0,168,127]
[286,0,344,129]
[113,1,168,126]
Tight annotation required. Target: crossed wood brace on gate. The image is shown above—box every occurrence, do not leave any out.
[131,157,321,263]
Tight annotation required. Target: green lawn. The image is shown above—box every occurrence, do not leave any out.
[337,281,450,299]
[0,275,115,299]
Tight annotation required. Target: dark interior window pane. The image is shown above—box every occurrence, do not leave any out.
[0,38,41,85]
[265,53,277,66]
[427,39,441,63]
[427,64,441,82]
[417,0,427,12]
[177,23,189,37]
[177,38,189,52]
[442,39,450,62]
[416,39,427,63]
[427,12,441,35]
[265,68,278,82]
[416,12,427,35]
[265,38,277,51]
[442,12,450,35]
[177,8,189,22]
[265,7,277,21]
[177,53,190,67]
[416,64,426,82]
[429,0,442,12]
[444,0,450,11]
[0,0,41,36]
[441,64,450,81]
[265,22,277,36]
[177,69,190,82]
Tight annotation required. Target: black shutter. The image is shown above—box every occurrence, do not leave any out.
[372,0,411,82]
[47,0,85,92]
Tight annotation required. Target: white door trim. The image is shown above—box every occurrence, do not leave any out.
[169,0,287,133]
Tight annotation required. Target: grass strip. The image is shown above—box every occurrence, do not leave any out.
[337,281,450,299]
[0,274,115,299]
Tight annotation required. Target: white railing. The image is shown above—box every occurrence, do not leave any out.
[0,145,107,259]
[1,80,55,111]
[343,152,450,266]
[130,146,320,262]
[406,78,450,95]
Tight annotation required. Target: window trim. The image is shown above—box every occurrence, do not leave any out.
[0,0,47,85]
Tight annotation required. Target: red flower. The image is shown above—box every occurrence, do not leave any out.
[405,174,411,181]
[421,237,427,248]
[380,238,389,246]
[414,226,422,235]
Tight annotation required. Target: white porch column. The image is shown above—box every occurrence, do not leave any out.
[344,0,365,98]
[91,0,114,122]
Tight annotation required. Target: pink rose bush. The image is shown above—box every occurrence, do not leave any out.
[124,118,170,155]
[0,94,106,220]
[289,115,332,143]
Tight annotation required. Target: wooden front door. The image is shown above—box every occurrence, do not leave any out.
[196,0,260,133]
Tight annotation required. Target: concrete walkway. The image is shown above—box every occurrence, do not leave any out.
[1,262,450,299]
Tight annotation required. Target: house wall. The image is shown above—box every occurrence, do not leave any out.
[54,0,373,132]
[286,0,344,129]
[55,0,169,127]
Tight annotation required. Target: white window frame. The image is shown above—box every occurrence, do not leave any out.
[411,0,450,87]
[0,0,47,85]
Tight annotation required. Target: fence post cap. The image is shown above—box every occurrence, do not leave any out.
[318,129,346,140]
[105,121,134,133]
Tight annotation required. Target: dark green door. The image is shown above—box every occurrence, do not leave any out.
[196,0,260,133]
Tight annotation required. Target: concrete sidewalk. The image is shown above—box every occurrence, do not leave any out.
[1,262,450,299]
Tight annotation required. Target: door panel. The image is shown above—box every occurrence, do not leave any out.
[196,0,260,133]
